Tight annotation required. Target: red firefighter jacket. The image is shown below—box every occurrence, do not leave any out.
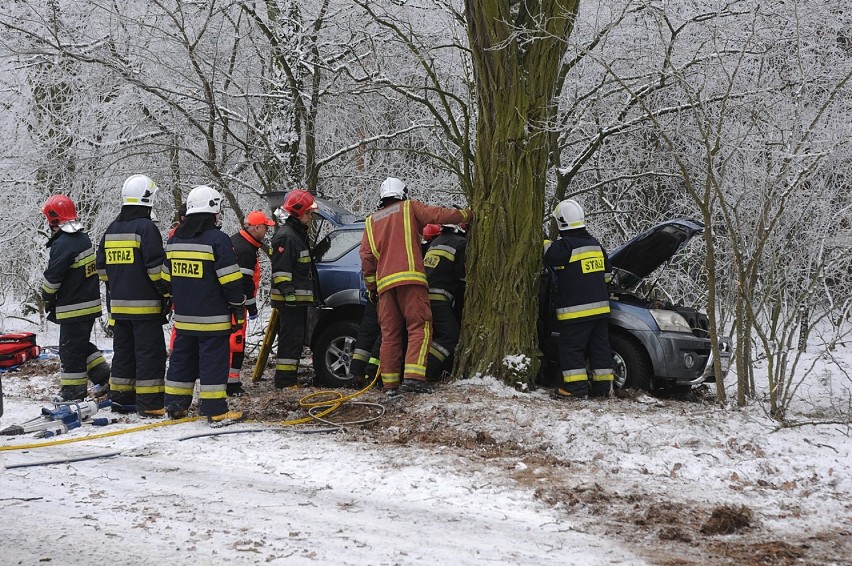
[359,200,472,294]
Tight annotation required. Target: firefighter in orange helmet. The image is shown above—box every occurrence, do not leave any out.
[227,210,275,396]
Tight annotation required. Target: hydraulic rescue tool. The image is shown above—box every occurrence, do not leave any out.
[0,399,111,436]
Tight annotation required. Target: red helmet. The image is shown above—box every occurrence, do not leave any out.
[41,195,79,227]
[282,189,318,219]
[423,224,441,242]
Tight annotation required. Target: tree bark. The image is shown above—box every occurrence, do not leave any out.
[457,1,579,387]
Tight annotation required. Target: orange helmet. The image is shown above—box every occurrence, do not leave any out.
[246,210,275,226]
[282,190,318,219]
[423,224,441,242]
[42,195,79,227]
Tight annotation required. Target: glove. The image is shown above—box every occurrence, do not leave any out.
[247,305,258,320]
[229,307,245,333]
[284,294,298,306]
[161,296,172,317]
[160,296,172,325]
[367,289,378,303]
[44,296,57,314]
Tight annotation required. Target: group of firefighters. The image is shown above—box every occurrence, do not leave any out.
[39,174,613,426]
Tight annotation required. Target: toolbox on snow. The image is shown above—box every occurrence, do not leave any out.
[0,332,41,369]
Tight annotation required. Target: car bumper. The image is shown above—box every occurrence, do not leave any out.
[651,332,732,386]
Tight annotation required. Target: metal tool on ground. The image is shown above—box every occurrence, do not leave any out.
[35,420,81,438]
[0,399,111,436]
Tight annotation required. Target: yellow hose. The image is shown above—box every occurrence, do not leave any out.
[0,372,380,452]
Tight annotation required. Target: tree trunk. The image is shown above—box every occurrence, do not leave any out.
[457,1,579,387]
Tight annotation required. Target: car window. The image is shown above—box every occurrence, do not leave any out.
[313,229,363,263]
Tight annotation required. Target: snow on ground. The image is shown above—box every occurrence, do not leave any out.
[1,320,851,565]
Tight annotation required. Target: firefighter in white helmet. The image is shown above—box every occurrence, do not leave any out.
[162,185,246,425]
[95,175,169,416]
[543,199,614,399]
[359,177,473,396]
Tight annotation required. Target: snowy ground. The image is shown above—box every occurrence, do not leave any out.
[1,322,851,565]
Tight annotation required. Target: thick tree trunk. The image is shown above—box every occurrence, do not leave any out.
[457,1,579,387]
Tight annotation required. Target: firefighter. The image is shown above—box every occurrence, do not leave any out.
[348,288,381,387]
[421,223,441,255]
[543,199,614,399]
[40,195,110,401]
[349,223,442,387]
[270,190,318,389]
[163,185,246,424]
[95,175,169,417]
[423,223,469,382]
[359,177,473,396]
[227,210,275,396]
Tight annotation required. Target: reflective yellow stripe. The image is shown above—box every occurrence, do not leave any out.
[199,390,227,399]
[104,240,141,248]
[403,201,415,272]
[563,371,588,383]
[381,373,400,386]
[569,250,605,263]
[366,216,379,259]
[56,305,102,319]
[404,364,426,377]
[174,321,233,332]
[111,305,161,315]
[218,271,242,285]
[137,385,165,394]
[376,271,428,292]
[417,320,431,366]
[70,255,96,269]
[166,251,215,261]
[556,305,611,321]
[165,385,195,395]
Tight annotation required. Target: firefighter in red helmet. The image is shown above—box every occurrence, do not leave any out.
[269,190,318,389]
[41,195,110,401]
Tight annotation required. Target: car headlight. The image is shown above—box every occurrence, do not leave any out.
[650,309,693,333]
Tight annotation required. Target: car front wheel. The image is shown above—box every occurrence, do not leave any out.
[312,320,360,388]
[610,332,653,392]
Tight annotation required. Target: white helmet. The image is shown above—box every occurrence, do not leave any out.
[379,177,408,200]
[186,185,222,215]
[442,224,466,234]
[553,199,585,230]
[121,174,158,207]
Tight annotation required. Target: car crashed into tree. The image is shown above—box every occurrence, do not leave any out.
[265,193,731,393]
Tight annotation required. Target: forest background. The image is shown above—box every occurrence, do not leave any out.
[0,0,850,425]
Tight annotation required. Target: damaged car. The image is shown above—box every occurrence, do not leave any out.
[266,193,731,392]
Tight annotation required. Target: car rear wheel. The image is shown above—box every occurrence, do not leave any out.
[610,332,653,391]
[312,320,360,388]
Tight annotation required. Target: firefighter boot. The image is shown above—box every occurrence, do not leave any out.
[226,382,246,397]
[401,379,433,394]
[208,410,247,428]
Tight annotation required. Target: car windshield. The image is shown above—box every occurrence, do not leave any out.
[313,228,363,263]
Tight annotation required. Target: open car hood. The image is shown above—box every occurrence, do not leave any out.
[264,191,364,227]
[608,219,704,289]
